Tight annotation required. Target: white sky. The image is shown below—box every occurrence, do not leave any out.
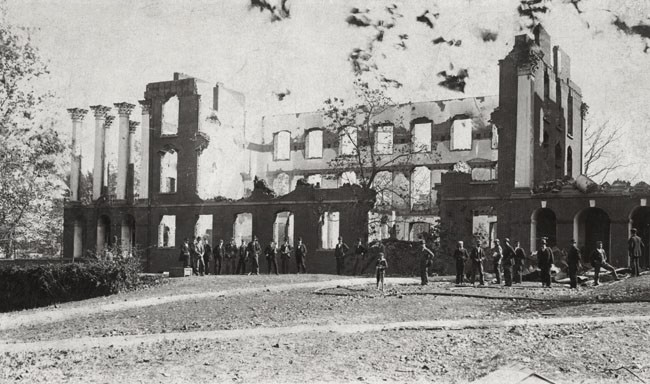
[6,0,650,182]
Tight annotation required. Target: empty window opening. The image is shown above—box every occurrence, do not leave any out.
[273,173,291,196]
[274,211,294,245]
[320,211,340,249]
[450,119,472,150]
[233,213,253,244]
[567,94,574,136]
[160,149,178,193]
[411,166,431,210]
[120,215,135,257]
[305,129,323,159]
[321,174,338,189]
[412,122,432,152]
[274,131,291,160]
[554,143,563,179]
[373,171,393,206]
[195,215,213,246]
[97,215,111,256]
[73,217,84,259]
[491,124,499,149]
[374,125,393,155]
[472,213,497,247]
[567,147,573,178]
[162,95,179,136]
[339,171,358,186]
[158,215,176,248]
[339,127,357,156]
[544,70,550,100]
[307,174,322,186]
[409,222,431,241]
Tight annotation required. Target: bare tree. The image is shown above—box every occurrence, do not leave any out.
[583,118,629,183]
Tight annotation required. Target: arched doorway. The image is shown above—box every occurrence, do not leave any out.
[630,207,650,268]
[120,215,135,257]
[531,208,557,251]
[574,208,610,263]
[233,213,253,244]
[274,211,294,245]
[97,215,111,256]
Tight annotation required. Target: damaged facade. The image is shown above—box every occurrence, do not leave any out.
[63,26,650,272]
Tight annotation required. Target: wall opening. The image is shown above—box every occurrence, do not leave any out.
[339,126,357,156]
[306,174,322,186]
[373,171,393,207]
[73,217,84,259]
[97,215,111,255]
[412,122,432,152]
[472,210,497,247]
[409,222,431,241]
[233,213,253,244]
[120,214,135,257]
[274,211,294,245]
[162,95,179,136]
[374,125,393,154]
[305,129,323,159]
[158,215,176,248]
[160,148,178,193]
[567,94,574,136]
[410,166,431,211]
[339,171,358,186]
[450,118,472,150]
[273,131,291,160]
[567,146,573,178]
[554,143,563,179]
[272,173,291,196]
[531,208,557,251]
[195,214,213,246]
[320,211,340,249]
[630,207,650,269]
[574,208,610,262]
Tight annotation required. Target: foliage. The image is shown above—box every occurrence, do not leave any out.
[583,119,629,183]
[0,257,146,312]
[0,5,66,257]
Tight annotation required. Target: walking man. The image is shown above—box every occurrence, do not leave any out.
[279,238,292,274]
[628,228,644,277]
[353,238,367,276]
[236,239,248,275]
[295,237,307,274]
[419,239,435,286]
[567,239,581,289]
[502,238,516,287]
[247,236,261,275]
[334,236,350,275]
[592,240,619,286]
[453,241,469,285]
[203,237,212,275]
[537,237,554,287]
[214,239,224,275]
[513,241,526,284]
[492,239,503,284]
[265,240,279,275]
[469,240,485,286]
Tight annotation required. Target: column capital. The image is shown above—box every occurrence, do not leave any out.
[67,108,88,122]
[138,100,151,115]
[103,115,115,129]
[129,120,140,133]
[89,105,111,119]
[114,102,136,117]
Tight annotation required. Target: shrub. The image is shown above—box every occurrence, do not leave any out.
[0,257,144,312]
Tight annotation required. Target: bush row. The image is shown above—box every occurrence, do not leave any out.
[0,258,144,312]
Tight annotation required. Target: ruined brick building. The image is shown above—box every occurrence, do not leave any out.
[63,26,650,272]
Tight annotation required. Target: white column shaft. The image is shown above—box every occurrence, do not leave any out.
[70,119,82,202]
[92,117,106,200]
[139,112,150,198]
[116,114,129,200]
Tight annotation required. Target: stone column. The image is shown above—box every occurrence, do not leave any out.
[138,100,151,199]
[128,120,139,164]
[113,102,135,200]
[66,108,88,202]
[89,105,111,200]
[102,115,115,190]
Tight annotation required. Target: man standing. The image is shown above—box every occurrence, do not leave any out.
[453,241,469,285]
[295,237,307,274]
[195,236,206,276]
[419,239,435,286]
[180,238,191,269]
[537,237,554,288]
[224,238,236,275]
[513,241,526,284]
[502,238,516,287]
[279,238,292,274]
[265,240,279,275]
[334,236,350,275]
[236,239,248,275]
[353,238,367,276]
[628,228,644,277]
[248,236,261,275]
[567,239,581,289]
[492,239,503,285]
[189,237,200,276]
[469,240,485,286]
[203,237,212,275]
[592,240,619,286]
[213,239,224,275]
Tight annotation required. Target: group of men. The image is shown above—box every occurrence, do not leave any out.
[450,228,645,288]
[179,236,308,276]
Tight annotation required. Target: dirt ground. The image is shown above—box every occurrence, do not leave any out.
[2,274,650,383]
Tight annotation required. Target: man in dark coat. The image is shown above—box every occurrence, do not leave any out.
[567,239,582,289]
[469,240,485,286]
[265,240,279,275]
[537,237,554,287]
[352,238,367,276]
[453,241,469,285]
[502,238,516,287]
[592,240,619,286]
[224,238,237,275]
[334,236,350,275]
[419,239,435,286]
[247,236,262,275]
[279,238,292,274]
[189,237,199,275]
[203,237,213,275]
[236,239,248,275]
[492,239,503,285]
[628,228,645,277]
[179,238,191,268]
[513,241,526,284]
[295,237,307,274]
[213,239,224,275]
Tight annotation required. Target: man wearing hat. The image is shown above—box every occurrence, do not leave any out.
[502,238,516,287]
[537,237,554,287]
[491,239,503,285]
[567,239,582,289]
[628,228,644,277]
[513,241,526,284]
